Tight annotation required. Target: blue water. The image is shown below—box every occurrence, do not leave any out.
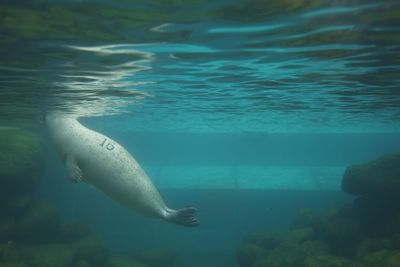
[38,131,399,266]
[1,0,400,266]
[1,0,400,133]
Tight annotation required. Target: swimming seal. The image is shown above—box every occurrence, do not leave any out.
[45,114,199,227]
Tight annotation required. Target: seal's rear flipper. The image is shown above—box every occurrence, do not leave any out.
[166,206,199,227]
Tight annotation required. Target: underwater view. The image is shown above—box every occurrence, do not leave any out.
[1,0,400,266]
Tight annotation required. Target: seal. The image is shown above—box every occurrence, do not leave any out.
[45,113,199,227]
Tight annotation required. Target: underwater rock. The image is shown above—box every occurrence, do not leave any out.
[108,255,149,267]
[0,194,117,267]
[241,239,331,267]
[342,152,400,198]
[15,234,108,267]
[352,196,400,238]
[237,243,266,267]
[361,249,400,267]
[243,232,284,251]
[237,199,400,267]
[0,129,44,198]
[16,200,61,243]
[0,263,31,267]
[57,222,91,243]
[2,196,92,245]
[2,195,33,218]
[0,216,16,242]
[356,238,393,258]
[75,260,91,267]
[20,243,76,267]
[135,248,176,267]
[299,240,331,257]
[237,228,319,267]
[252,255,282,267]
[392,223,400,249]
[73,234,109,267]
[302,255,359,267]
[287,227,314,243]
[313,209,364,257]
[291,208,317,229]
[0,241,20,263]
[252,241,306,267]
[272,241,306,266]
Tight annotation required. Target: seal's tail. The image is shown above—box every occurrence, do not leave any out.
[166,206,199,227]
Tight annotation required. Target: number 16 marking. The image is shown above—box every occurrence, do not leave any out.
[100,138,115,151]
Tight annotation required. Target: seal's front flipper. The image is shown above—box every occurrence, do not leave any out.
[65,157,83,183]
[165,206,199,227]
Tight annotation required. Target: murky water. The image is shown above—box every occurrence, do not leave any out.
[1,1,400,267]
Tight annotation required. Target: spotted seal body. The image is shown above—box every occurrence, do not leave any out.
[45,114,198,227]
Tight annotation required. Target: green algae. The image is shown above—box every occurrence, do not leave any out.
[17,200,61,243]
[109,255,150,267]
[237,243,266,267]
[0,232,153,267]
[0,129,44,197]
[302,255,360,267]
[0,130,43,178]
[135,248,177,267]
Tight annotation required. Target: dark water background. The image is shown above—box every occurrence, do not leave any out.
[1,0,400,266]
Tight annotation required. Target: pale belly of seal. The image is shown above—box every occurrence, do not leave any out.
[45,115,199,227]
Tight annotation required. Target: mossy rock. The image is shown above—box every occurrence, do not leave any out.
[16,200,60,240]
[352,196,400,237]
[16,200,60,243]
[291,208,317,229]
[275,241,309,264]
[2,198,91,245]
[384,250,400,267]
[108,255,149,267]
[238,229,321,267]
[19,243,76,267]
[74,260,91,267]
[362,249,400,267]
[392,231,400,250]
[253,255,282,267]
[135,248,176,267]
[251,242,302,267]
[0,263,31,267]
[0,241,20,263]
[2,195,33,218]
[16,234,108,267]
[286,227,314,243]
[0,216,16,242]
[342,152,400,198]
[0,129,44,197]
[244,231,284,250]
[313,210,364,257]
[302,255,360,267]
[73,234,109,267]
[236,243,265,267]
[356,238,393,258]
[57,222,91,243]
[299,240,331,257]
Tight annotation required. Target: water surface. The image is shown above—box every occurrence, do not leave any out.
[1,0,399,133]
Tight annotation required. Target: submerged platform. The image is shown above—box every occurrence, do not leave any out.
[145,165,345,191]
